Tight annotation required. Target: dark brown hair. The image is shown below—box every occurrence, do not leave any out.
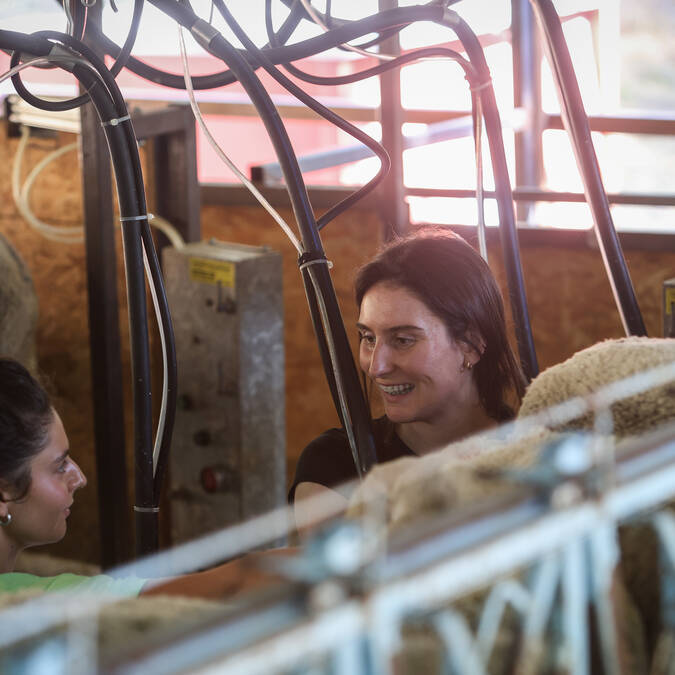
[354,226,526,421]
[0,358,53,501]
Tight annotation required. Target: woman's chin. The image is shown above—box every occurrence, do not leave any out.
[383,405,415,424]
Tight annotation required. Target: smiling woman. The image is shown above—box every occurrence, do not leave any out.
[289,225,527,535]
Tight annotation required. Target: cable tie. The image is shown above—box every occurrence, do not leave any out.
[470,79,493,93]
[119,213,154,223]
[298,253,333,271]
[101,114,131,128]
[133,505,160,513]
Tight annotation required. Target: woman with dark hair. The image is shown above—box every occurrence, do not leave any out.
[291,226,526,531]
[0,358,273,596]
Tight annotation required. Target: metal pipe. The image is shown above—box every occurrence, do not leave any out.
[529,0,647,337]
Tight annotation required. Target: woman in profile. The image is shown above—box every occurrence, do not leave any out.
[0,358,270,597]
[291,226,526,530]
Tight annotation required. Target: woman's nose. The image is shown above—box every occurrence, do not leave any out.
[367,343,393,377]
[68,460,87,492]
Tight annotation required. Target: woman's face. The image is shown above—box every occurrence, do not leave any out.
[5,410,87,549]
[358,282,473,426]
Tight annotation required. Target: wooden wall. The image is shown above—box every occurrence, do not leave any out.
[1,127,673,565]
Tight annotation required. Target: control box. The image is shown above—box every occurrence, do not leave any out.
[163,240,285,544]
[665,278,675,338]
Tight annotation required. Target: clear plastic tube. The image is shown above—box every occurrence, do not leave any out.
[178,26,303,254]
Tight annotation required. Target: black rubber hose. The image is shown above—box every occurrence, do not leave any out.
[87,0,305,90]
[50,32,179,508]
[274,0,405,53]
[107,4,446,91]
[0,29,53,57]
[11,0,144,112]
[150,0,321,247]
[9,32,112,113]
[2,29,170,552]
[109,0,145,78]
[151,0,381,473]
[212,0,391,230]
[273,43,473,87]
[442,10,539,380]
[72,56,157,555]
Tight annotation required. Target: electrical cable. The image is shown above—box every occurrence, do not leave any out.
[211,0,391,230]
[177,26,303,253]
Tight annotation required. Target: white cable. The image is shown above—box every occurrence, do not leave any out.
[12,126,84,244]
[19,129,83,239]
[177,26,303,254]
[149,214,186,249]
[473,96,488,262]
[0,57,52,84]
[141,240,168,477]
[306,264,363,479]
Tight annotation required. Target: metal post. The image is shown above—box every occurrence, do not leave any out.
[378,0,408,239]
[80,2,131,567]
[133,105,201,249]
[512,0,544,224]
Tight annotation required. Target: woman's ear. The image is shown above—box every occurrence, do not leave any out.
[460,330,486,367]
[0,490,11,521]
[0,479,16,508]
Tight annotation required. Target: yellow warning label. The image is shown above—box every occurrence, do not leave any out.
[666,287,675,315]
[189,258,235,288]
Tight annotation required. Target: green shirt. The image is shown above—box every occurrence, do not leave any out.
[0,572,147,596]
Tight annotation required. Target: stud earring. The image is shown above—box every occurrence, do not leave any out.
[0,513,12,526]
[460,358,473,373]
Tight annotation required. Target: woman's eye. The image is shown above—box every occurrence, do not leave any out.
[359,333,376,347]
[394,336,415,347]
[57,460,68,474]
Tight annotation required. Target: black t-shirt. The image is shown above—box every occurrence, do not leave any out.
[288,417,415,502]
